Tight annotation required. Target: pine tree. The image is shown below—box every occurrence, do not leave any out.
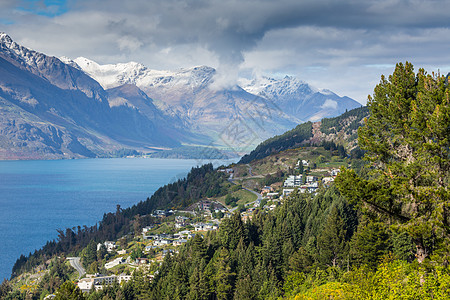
[349,221,390,267]
[317,206,347,267]
[336,62,450,263]
[213,248,235,300]
[54,281,84,300]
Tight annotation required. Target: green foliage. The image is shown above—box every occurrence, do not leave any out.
[81,240,98,269]
[54,281,84,300]
[317,207,349,268]
[239,122,313,163]
[290,260,450,299]
[261,170,285,186]
[320,106,368,135]
[0,279,12,299]
[336,62,450,263]
[224,194,238,206]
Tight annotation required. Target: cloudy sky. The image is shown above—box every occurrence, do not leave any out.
[1,0,450,104]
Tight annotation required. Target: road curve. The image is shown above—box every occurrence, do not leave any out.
[67,257,86,279]
[228,174,262,212]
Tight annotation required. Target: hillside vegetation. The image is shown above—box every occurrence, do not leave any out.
[1,63,449,300]
[239,106,368,164]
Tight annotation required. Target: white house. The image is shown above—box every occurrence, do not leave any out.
[297,159,309,167]
[97,241,116,252]
[173,239,188,246]
[331,169,341,177]
[306,176,318,183]
[78,274,118,292]
[282,188,295,197]
[322,177,334,186]
[283,175,302,187]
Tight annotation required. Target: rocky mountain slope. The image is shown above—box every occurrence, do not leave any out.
[239,106,369,163]
[239,76,361,122]
[0,33,191,159]
[0,33,363,159]
[69,58,300,152]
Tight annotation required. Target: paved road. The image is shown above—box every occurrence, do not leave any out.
[67,257,86,279]
[228,174,262,212]
[246,164,254,177]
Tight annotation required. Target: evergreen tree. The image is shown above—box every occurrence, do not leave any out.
[336,62,450,263]
[317,206,348,267]
[213,248,235,300]
[54,281,84,300]
[349,221,390,267]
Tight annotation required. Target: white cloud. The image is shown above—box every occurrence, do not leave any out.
[117,35,143,52]
[321,99,338,110]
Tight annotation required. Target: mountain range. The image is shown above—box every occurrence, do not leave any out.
[0,33,362,159]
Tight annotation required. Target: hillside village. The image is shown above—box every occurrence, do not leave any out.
[64,148,348,293]
[4,107,375,299]
[7,143,351,297]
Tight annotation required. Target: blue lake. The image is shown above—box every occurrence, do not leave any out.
[0,157,229,280]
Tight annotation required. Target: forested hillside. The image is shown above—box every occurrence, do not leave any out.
[239,106,368,164]
[1,62,449,300]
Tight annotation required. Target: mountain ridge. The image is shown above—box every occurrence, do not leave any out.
[0,33,363,159]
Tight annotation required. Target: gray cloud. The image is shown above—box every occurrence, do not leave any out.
[3,0,450,102]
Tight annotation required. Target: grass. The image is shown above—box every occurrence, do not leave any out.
[234,189,257,205]
[216,188,257,208]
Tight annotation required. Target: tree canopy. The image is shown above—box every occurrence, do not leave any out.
[336,62,450,263]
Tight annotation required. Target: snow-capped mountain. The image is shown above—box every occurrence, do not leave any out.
[0,33,189,159]
[74,57,361,126]
[0,32,363,159]
[239,75,361,122]
[0,33,105,100]
[65,57,215,92]
[71,57,299,150]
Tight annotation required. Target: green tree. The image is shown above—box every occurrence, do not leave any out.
[349,221,390,268]
[82,240,98,268]
[97,244,107,262]
[54,281,84,300]
[213,248,235,300]
[133,214,142,238]
[0,279,12,299]
[336,62,450,263]
[317,206,348,267]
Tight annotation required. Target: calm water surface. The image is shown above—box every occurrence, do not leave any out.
[0,158,225,280]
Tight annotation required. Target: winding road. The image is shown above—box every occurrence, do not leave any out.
[228,172,262,212]
[67,257,86,279]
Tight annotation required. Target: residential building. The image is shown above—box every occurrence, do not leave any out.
[97,241,116,252]
[283,175,303,187]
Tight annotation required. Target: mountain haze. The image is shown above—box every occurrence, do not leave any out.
[0,33,184,159]
[0,33,362,159]
[240,75,361,122]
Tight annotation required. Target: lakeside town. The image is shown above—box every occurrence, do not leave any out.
[69,158,344,294]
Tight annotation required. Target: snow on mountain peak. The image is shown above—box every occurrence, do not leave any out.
[74,58,217,91]
[0,33,49,71]
[239,75,317,97]
[71,57,150,89]
[0,32,29,56]
[0,32,14,46]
